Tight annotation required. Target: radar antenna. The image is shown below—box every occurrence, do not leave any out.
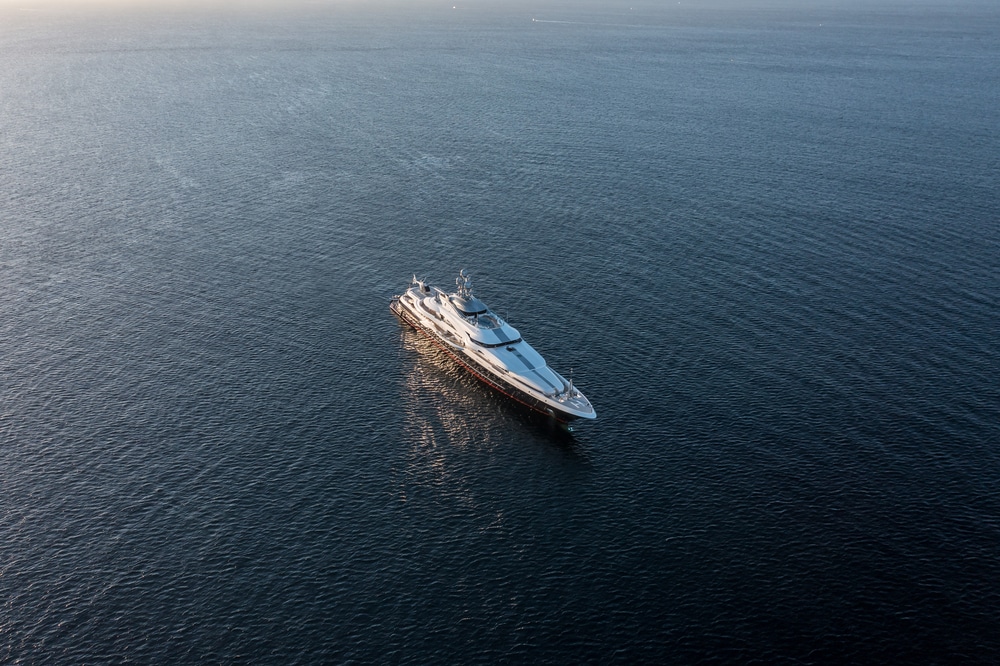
[456,269,473,298]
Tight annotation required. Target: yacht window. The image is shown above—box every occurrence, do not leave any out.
[470,337,522,349]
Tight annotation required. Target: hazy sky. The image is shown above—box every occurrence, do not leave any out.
[0,0,979,10]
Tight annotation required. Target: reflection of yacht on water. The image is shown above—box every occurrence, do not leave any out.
[391,270,596,424]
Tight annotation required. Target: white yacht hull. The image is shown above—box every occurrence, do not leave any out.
[391,273,596,424]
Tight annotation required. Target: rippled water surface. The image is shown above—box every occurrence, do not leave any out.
[2,1,999,662]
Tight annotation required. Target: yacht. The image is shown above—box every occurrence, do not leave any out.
[391,270,596,424]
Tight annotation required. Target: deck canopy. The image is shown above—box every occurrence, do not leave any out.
[469,322,521,346]
[450,295,488,315]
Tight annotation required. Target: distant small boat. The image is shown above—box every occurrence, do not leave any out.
[391,270,596,423]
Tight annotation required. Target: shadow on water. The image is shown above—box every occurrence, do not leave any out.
[514,407,582,447]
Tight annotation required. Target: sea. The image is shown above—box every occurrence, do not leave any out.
[1,0,998,662]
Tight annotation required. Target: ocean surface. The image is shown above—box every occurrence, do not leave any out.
[2,0,998,662]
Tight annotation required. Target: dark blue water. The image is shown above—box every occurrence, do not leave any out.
[2,1,998,662]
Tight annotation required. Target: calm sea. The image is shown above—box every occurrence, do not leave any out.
[2,0,998,662]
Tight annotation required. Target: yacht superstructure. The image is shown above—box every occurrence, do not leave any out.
[391,270,596,423]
